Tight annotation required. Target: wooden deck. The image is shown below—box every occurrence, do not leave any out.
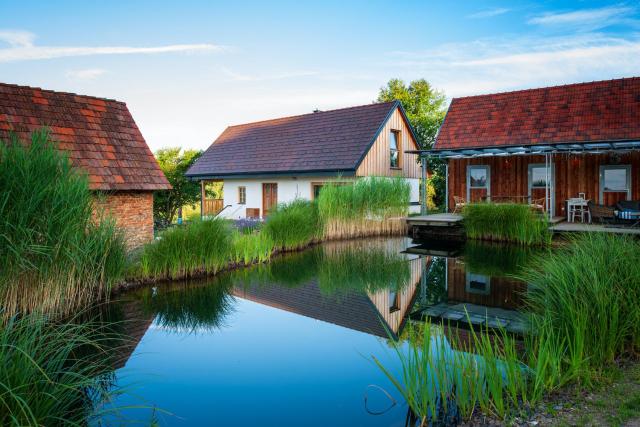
[551,222,640,235]
[406,213,463,227]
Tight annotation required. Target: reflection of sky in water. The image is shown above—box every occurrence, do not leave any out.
[105,292,409,427]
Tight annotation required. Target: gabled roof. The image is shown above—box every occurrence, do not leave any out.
[0,83,171,191]
[187,101,414,178]
[435,77,640,150]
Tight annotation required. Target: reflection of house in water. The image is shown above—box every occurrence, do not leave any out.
[110,298,156,370]
[233,254,424,339]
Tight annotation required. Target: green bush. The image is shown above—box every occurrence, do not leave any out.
[0,130,127,317]
[462,203,551,245]
[263,199,320,250]
[140,218,233,279]
[0,315,124,425]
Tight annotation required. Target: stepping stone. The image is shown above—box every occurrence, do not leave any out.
[441,311,465,321]
[486,318,509,328]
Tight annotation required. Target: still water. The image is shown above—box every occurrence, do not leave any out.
[98,237,532,426]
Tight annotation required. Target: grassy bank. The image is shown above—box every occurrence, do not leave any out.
[0,130,127,318]
[375,233,640,424]
[462,202,551,245]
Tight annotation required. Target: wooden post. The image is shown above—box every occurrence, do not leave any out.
[200,180,206,219]
[421,154,428,215]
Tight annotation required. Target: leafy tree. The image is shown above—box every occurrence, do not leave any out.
[154,147,202,225]
[377,78,448,208]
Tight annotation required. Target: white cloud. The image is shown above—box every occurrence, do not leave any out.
[0,29,224,63]
[467,8,510,19]
[528,5,634,27]
[65,68,107,80]
[219,67,319,82]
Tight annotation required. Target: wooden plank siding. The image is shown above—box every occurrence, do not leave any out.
[356,107,421,178]
[447,152,640,216]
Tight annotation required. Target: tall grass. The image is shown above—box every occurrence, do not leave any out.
[139,219,233,279]
[317,177,410,239]
[0,314,126,425]
[0,130,127,317]
[263,199,320,250]
[462,203,551,245]
[519,233,640,386]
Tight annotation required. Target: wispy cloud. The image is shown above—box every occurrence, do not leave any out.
[219,67,318,82]
[467,8,510,19]
[386,33,640,97]
[0,30,224,63]
[65,68,107,80]
[528,5,635,28]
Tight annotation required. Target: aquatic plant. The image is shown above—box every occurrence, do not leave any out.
[231,230,274,265]
[317,177,410,239]
[462,240,542,277]
[0,130,127,317]
[520,233,640,386]
[139,218,233,279]
[462,203,551,245]
[0,314,126,425]
[263,199,321,250]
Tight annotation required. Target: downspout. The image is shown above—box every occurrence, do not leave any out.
[445,160,449,213]
[421,154,428,215]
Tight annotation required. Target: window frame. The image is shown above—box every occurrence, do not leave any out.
[238,186,246,205]
[599,164,631,202]
[389,129,401,169]
[466,165,491,201]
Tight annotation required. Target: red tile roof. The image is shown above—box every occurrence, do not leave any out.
[435,77,640,150]
[0,83,171,191]
[187,101,403,177]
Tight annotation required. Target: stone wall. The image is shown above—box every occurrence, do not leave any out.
[93,191,154,250]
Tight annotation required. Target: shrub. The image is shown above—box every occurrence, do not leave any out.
[139,218,233,279]
[263,199,320,250]
[0,130,127,317]
[462,203,551,245]
[0,315,125,425]
[317,177,410,239]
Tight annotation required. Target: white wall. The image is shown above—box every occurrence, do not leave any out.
[217,176,421,219]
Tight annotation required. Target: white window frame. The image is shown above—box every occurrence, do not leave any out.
[599,165,631,203]
[389,130,401,169]
[466,165,490,201]
[528,163,555,217]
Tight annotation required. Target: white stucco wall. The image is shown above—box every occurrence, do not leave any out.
[217,176,421,219]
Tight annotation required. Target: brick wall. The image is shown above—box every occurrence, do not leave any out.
[93,191,154,250]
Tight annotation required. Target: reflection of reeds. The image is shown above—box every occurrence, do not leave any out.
[317,177,410,240]
[462,240,544,277]
[462,203,551,245]
[0,130,127,318]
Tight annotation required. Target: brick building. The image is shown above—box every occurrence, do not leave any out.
[0,83,171,249]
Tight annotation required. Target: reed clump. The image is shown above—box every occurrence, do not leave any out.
[263,199,320,250]
[0,130,127,317]
[462,203,551,245]
[317,177,410,240]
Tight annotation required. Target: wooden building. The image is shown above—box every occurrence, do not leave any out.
[186,101,421,218]
[422,77,640,218]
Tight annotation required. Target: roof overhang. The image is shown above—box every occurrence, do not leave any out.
[186,169,357,180]
[406,140,640,159]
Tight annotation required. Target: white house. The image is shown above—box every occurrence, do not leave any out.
[186,101,422,219]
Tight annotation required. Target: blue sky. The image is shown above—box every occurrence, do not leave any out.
[1,0,639,151]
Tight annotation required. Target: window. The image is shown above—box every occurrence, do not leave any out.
[600,165,631,201]
[390,130,400,168]
[311,183,324,200]
[467,165,490,202]
[238,186,246,204]
[466,273,490,295]
[389,290,400,313]
[530,166,550,188]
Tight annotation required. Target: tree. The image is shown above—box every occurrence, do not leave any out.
[154,147,203,225]
[376,78,448,208]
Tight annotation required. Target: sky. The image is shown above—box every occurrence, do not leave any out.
[1,0,639,151]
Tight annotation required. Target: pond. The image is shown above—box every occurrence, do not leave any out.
[96,237,535,426]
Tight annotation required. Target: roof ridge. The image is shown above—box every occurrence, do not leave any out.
[0,82,125,104]
[451,76,640,102]
[226,100,397,129]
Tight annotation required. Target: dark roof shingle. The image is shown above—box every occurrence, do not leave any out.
[0,82,171,191]
[435,77,640,150]
[187,101,399,177]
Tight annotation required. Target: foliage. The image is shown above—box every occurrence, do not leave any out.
[230,229,274,265]
[153,147,202,225]
[377,78,448,209]
[0,130,127,317]
[139,218,233,279]
[317,177,410,239]
[462,203,552,245]
[519,233,640,386]
[0,314,125,426]
[462,241,542,277]
[263,199,321,250]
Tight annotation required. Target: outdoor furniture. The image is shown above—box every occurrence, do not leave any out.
[588,201,616,224]
[529,197,546,214]
[567,197,590,223]
[615,200,640,227]
[453,196,466,214]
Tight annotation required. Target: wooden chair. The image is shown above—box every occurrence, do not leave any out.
[452,196,466,214]
[529,197,546,214]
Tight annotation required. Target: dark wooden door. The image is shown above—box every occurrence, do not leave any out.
[262,183,278,217]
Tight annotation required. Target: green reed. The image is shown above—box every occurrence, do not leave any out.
[263,199,321,250]
[462,203,551,245]
[0,130,127,317]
